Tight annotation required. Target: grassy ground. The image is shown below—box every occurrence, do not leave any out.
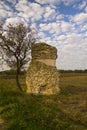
[0,72,87,130]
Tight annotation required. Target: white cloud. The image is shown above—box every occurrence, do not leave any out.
[56,32,87,70]
[0,1,11,11]
[39,22,61,34]
[35,0,60,5]
[58,35,66,41]
[4,0,18,5]
[62,0,80,6]
[37,32,46,38]
[0,0,87,70]
[0,8,10,19]
[81,24,87,31]
[35,0,80,6]
[5,17,26,26]
[76,0,87,10]
[15,1,44,22]
[65,33,85,45]
[38,30,87,70]
[56,14,64,20]
[0,1,14,19]
[43,6,56,21]
[39,20,75,37]
[35,0,82,8]
[85,6,87,12]
[71,13,87,25]
[61,21,74,33]
[84,32,87,37]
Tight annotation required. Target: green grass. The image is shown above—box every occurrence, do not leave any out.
[0,73,87,130]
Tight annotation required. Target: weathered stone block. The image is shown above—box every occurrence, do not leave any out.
[31,42,57,59]
[26,43,60,95]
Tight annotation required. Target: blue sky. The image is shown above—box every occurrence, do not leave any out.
[0,0,87,70]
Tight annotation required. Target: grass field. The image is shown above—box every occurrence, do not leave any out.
[0,72,87,130]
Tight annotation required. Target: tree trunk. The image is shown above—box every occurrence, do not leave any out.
[16,62,23,92]
[16,71,22,92]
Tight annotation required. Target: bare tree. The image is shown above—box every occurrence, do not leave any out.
[0,23,36,91]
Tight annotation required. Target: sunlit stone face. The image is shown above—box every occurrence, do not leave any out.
[36,59,56,67]
[26,43,60,95]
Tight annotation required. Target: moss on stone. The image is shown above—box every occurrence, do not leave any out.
[26,60,60,94]
[26,42,60,95]
[31,42,57,59]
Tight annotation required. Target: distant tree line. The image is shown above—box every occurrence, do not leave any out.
[2,68,87,76]
[59,69,87,73]
[0,69,26,76]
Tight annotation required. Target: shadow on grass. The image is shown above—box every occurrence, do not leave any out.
[0,88,87,130]
[0,73,87,130]
[60,85,87,95]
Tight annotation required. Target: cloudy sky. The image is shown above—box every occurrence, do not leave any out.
[0,0,87,70]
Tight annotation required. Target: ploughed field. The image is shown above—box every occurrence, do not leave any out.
[0,72,87,130]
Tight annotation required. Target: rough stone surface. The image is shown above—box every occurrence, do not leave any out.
[26,43,60,95]
[36,59,56,67]
[31,42,57,59]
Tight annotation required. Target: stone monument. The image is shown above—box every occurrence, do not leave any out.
[26,43,60,95]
